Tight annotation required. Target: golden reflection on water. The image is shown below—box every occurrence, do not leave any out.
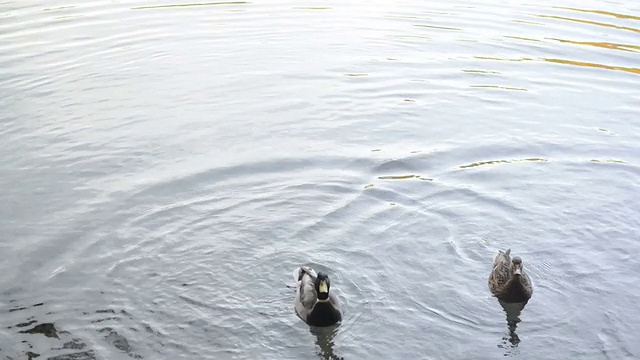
[459,158,629,169]
[543,58,640,75]
[474,56,640,76]
[503,36,542,43]
[548,38,640,53]
[459,158,546,169]
[132,1,250,10]
[537,15,640,34]
[553,7,640,21]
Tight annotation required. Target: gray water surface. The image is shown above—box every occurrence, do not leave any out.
[2,0,640,359]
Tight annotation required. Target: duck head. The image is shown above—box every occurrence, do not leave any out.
[315,272,331,302]
[511,256,523,276]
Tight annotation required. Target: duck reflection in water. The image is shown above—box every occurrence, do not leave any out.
[498,299,527,346]
[488,249,533,348]
[310,324,344,360]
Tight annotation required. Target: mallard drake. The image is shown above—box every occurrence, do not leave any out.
[293,266,342,327]
[488,249,533,303]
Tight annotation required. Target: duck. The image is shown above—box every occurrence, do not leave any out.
[488,249,533,303]
[293,266,342,327]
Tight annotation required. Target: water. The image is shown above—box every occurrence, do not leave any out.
[1,0,639,359]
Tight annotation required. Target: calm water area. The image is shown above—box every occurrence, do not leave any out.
[1,0,639,359]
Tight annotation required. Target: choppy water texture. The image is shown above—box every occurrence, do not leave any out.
[1,0,640,359]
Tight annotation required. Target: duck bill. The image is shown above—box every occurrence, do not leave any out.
[318,281,328,294]
[513,267,522,276]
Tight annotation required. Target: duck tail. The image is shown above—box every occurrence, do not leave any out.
[294,266,316,282]
[293,267,302,282]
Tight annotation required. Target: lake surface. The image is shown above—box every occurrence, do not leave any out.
[1,0,640,359]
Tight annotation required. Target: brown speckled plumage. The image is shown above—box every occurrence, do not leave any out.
[488,249,533,303]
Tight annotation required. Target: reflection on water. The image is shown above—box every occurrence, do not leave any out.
[543,58,640,75]
[503,36,541,43]
[18,322,59,338]
[377,174,433,181]
[511,19,544,25]
[474,56,533,62]
[292,7,333,11]
[462,69,500,74]
[413,24,461,31]
[554,7,640,21]
[4,299,141,360]
[537,14,640,34]
[459,158,546,169]
[475,4,640,77]
[591,159,626,164]
[496,300,528,356]
[470,85,528,91]
[310,325,344,360]
[498,300,528,346]
[549,38,640,53]
[131,1,251,10]
[475,56,640,76]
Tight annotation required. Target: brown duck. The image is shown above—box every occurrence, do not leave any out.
[488,249,533,303]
